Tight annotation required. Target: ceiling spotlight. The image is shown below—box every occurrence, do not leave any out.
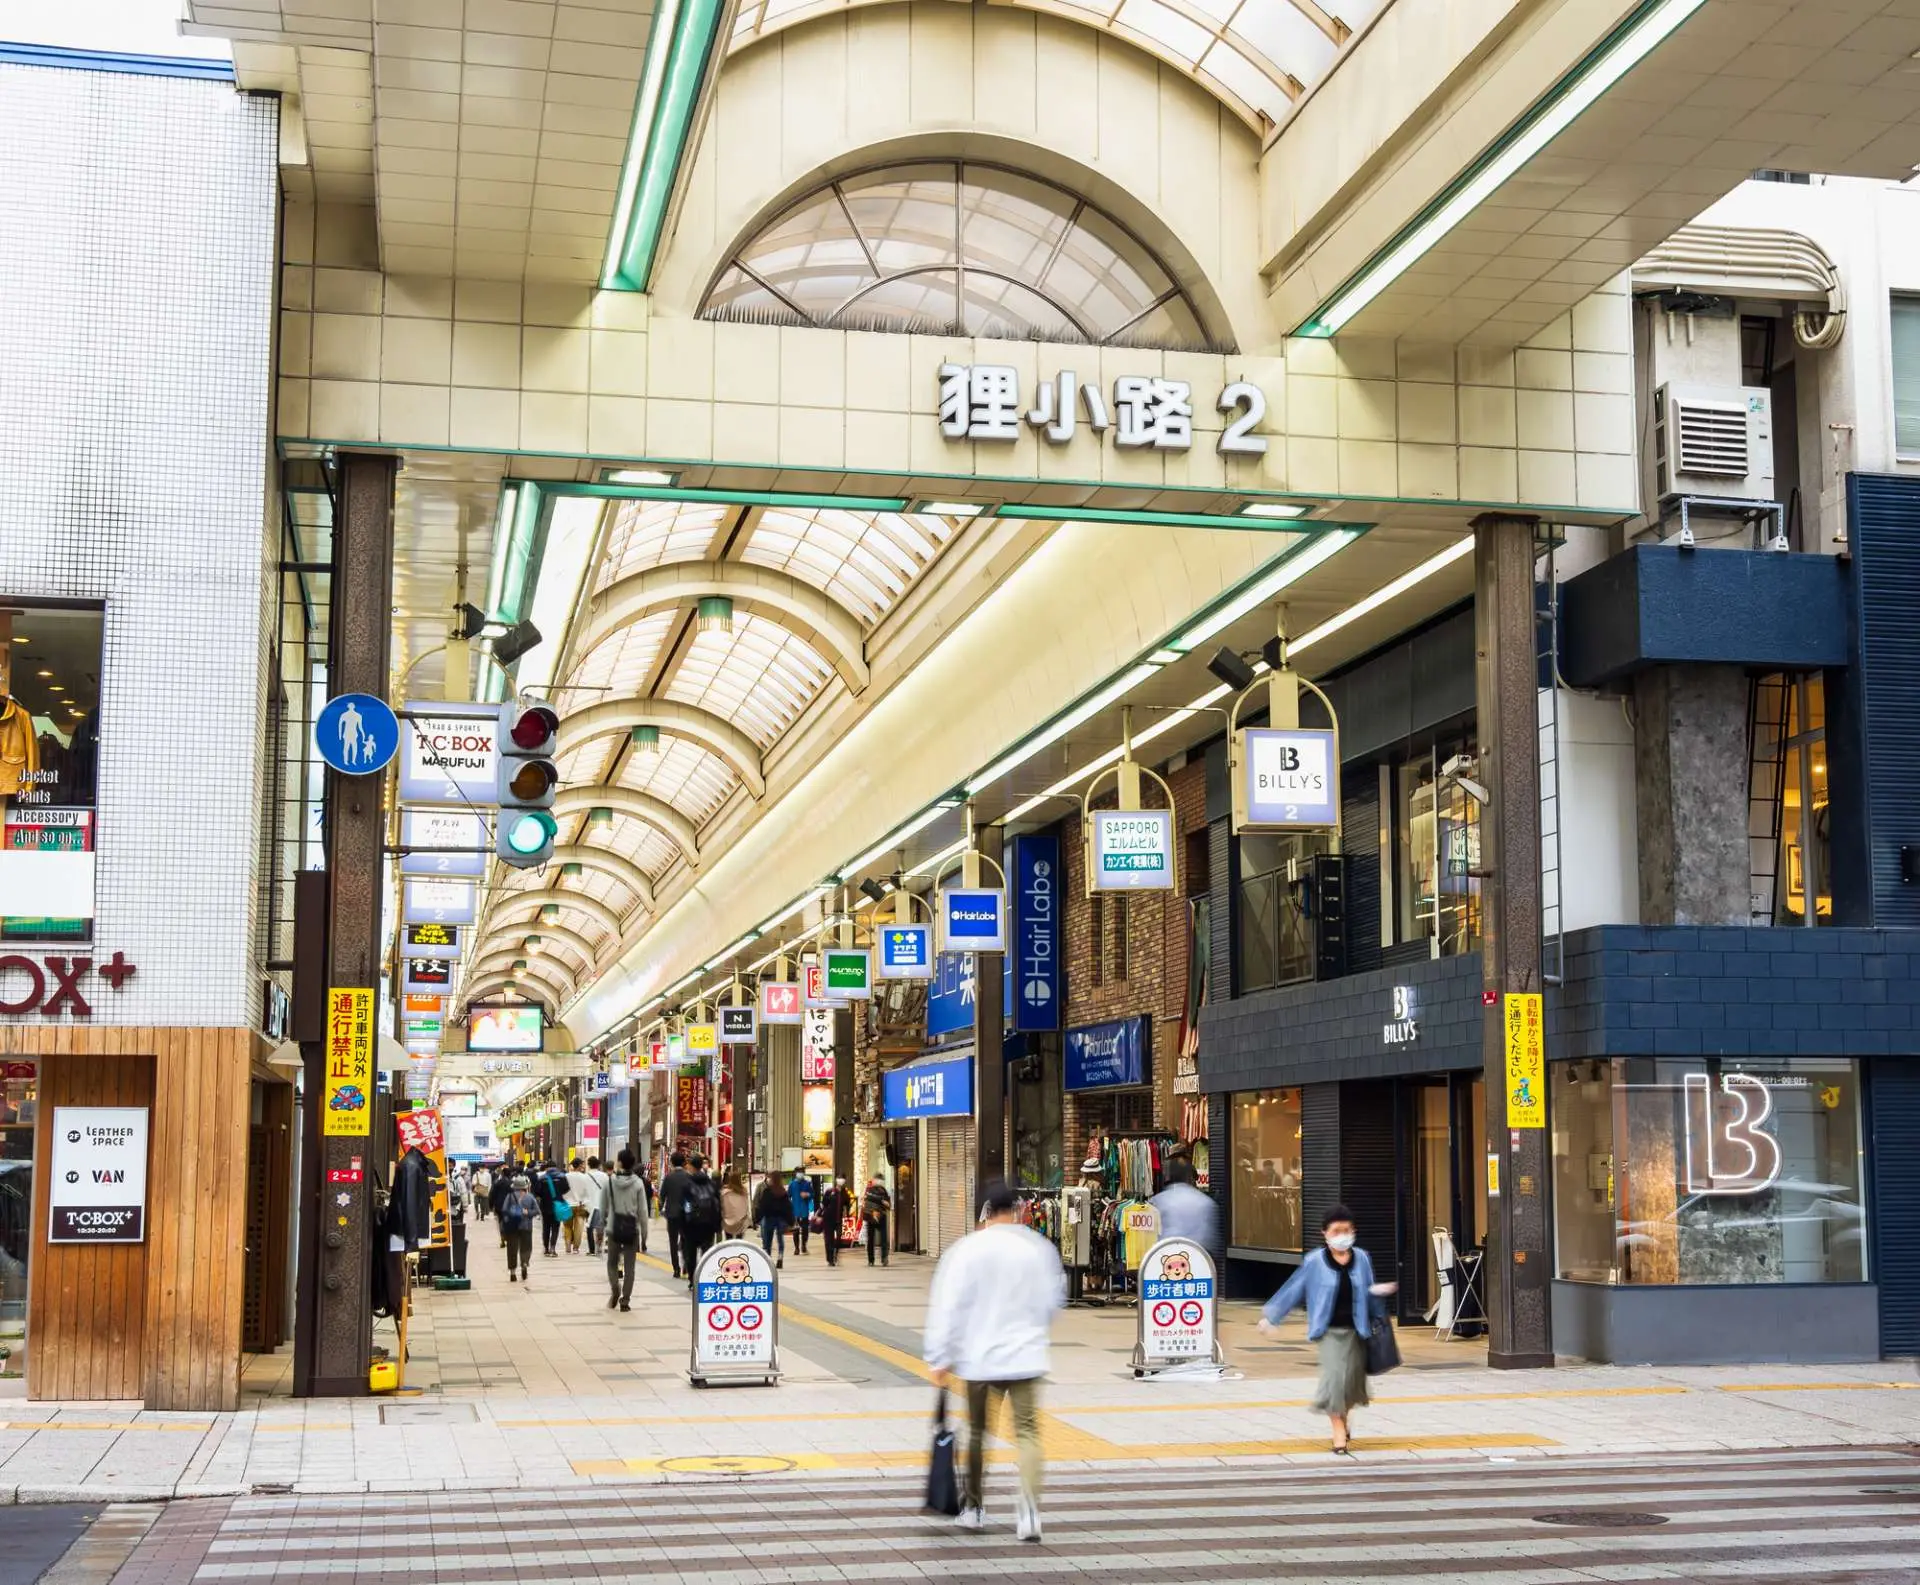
[561,862,584,877]
[910,500,986,517]
[588,806,614,828]
[697,596,734,636]
[35,669,52,679]
[1206,646,1258,692]
[858,877,888,904]
[631,724,660,752]
[490,618,543,668]
[540,903,561,922]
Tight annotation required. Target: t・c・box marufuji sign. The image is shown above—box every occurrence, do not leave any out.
[48,1106,149,1243]
[1233,727,1339,831]
[398,701,500,807]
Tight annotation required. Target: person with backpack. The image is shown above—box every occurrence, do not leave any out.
[788,1172,815,1255]
[680,1156,722,1286]
[604,1149,646,1311]
[500,1173,538,1284]
[489,1157,516,1245]
[659,1151,692,1278]
[531,1159,564,1258]
[755,1170,794,1269]
[862,1174,893,1267]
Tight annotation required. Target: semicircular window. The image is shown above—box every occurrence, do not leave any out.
[701,161,1225,352]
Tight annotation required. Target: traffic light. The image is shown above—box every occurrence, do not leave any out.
[495,698,559,869]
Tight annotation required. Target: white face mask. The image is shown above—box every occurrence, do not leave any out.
[1327,1232,1356,1252]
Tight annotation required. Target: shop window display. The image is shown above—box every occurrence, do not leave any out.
[1552,1058,1866,1286]
[0,1061,36,1342]
[1395,743,1482,956]
[1229,1088,1303,1251]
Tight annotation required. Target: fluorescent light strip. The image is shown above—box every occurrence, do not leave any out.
[839,800,960,879]
[756,883,835,937]
[702,932,760,969]
[1297,0,1708,336]
[600,0,683,290]
[998,504,1308,531]
[1291,536,1475,657]
[1172,530,1360,652]
[553,484,912,512]
[966,663,1160,795]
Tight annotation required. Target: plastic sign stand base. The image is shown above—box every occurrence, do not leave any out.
[688,1238,781,1388]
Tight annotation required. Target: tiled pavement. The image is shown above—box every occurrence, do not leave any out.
[2,1215,1917,1505]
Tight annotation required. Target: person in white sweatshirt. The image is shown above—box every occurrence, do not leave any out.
[923,1178,1067,1543]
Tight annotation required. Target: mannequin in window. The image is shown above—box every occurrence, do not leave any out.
[0,625,36,804]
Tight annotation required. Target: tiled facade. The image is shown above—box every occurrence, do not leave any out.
[0,67,279,1028]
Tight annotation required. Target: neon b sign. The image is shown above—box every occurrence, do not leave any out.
[1682,1073,1782,1195]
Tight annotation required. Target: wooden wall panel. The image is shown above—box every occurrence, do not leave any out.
[3,1026,251,1410]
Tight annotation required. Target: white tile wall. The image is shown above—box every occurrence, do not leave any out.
[0,66,278,1028]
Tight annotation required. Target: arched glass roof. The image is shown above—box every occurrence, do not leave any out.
[702,162,1218,350]
[727,0,1390,133]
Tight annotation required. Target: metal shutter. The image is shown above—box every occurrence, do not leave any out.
[930,1117,977,1257]
[1871,1059,1920,1356]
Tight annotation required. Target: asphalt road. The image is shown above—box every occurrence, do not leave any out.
[1,1503,97,1585]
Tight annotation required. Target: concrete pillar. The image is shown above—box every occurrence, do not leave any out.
[1632,665,1752,926]
[294,451,396,1397]
[1473,514,1554,1370]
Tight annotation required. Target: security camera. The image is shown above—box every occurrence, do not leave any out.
[1441,752,1477,780]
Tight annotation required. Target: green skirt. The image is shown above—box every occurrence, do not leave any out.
[1311,1326,1369,1416]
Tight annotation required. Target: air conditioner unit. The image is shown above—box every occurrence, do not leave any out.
[1652,383,1774,503]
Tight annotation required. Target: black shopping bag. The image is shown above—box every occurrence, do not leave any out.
[923,1389,963,1515]
[1365,1316,1402,1376]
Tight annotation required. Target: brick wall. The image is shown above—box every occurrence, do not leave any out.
[1058,759,1209,1170]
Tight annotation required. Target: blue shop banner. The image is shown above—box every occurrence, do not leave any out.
[1065,1014,1151,1091]
[883,1053,974,1120]
[925,950,1012,1039]
[1012,833,1061,1032]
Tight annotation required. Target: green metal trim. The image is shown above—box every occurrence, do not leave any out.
[487,480,548,625]
[539,482,910,511]
[998,503,1314,532]
[1292,0,1700,338]
[602,0,727,293]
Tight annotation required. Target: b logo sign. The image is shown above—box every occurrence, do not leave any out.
[1683,1072,1782,1195]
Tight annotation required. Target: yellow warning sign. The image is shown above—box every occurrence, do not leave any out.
[1503,992,1545,1129]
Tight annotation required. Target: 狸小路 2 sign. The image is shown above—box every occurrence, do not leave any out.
[1088,808,1174,893]
[1234,727,1339,831]
[48,1105,149,1243]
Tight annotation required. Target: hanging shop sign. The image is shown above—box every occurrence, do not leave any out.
[760,980,803,1025]
[800,1006,835,1083]
[803,961,831,1008]
[1065,1015,1150,1092]
[1233,728,1339,832]
[719,1003,756,1044]
[666,1031,691,1067]
[403,957,452,992]
[822,946,872,999]
[0,602,103,945]
[399,810,487,877]
[402,922,461,960]
[315,692,400,777]
[403,1018,442,1042]
[323,987,375,1136]
[1088,808,1175,893]
[398,701,500,807]
[676,1072,711,1130]
[47,1105,149,1243]
[1012,835,1059,1032]
[689,1239,780,1386]
[1133,1237,1222,1371]
[685,1022,719,1059]
[876,922,932,980]
[403,993,443,1018]
[938,364,1268,455]
[882,1053,973,1121]
[403,877,477,927]
[937,887,1007,955]
[394,1107,451,1249]
[1503,992,1545,1129]
[0,949,137,1019]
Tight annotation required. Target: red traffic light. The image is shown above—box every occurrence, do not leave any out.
[509,704,559,750]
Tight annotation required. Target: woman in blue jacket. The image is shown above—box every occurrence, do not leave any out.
[1259,1203,1385,1453]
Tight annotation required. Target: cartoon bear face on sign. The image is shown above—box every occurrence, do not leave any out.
[1159,1251,1192,1281]
[717,1253,752,1285]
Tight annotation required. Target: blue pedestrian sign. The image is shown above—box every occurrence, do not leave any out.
[315,692,399,776]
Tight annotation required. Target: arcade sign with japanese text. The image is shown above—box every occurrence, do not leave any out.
[939,364,1267,454]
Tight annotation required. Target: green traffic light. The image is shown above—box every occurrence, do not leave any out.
[505,811,557,855]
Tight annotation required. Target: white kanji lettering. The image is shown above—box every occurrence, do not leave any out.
[1114,376,1193,450]
[939,362,1020,441]
[1026,370,1081,444]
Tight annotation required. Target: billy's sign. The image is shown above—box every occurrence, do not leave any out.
[0,950,136,1018]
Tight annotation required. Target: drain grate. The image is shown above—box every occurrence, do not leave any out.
[378,1401,476,1425]
[1534,1510,1670,1529]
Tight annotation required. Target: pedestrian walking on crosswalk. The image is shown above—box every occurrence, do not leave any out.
[1259,1202,1392,1454]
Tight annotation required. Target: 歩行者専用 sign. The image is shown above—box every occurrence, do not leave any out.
[47,1105,149,1243]
[1235,728,1338,831]
[691,1240,779,1383]
[1089,808,1174,893]
[324,987,374,1137]
[1135,1237,1219,1368]
[937,887,1006,955]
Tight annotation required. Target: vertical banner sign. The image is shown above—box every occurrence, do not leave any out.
[47,1106,149,1243]
[1134,1237,1220,1369]
[394,1107,451,1248]
[1504,992,1546,1128]
[690,1239,779,1384]
[676,1073,710,1131]
[1012,834,1060,1032]
[324,987,374,1136]
[800,1006,836,1082]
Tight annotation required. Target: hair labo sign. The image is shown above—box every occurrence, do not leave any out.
[1065,1014,1150,1092]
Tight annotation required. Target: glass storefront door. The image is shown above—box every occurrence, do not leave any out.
[0,1061,37,1373]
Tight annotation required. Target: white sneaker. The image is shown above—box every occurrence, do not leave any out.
[1015,1496,1041,1543]
[953,1506,986,1532]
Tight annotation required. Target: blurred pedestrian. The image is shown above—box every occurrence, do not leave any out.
[1258,1204,1388,1454]
[862,1174,892,1267]
[789,1171,815,1255]
[659,1151,692,1278]
[604,1150,645,1312]
[1150,1158,1218,1247]
[681,1155,722,1285]
[755,1170,793,1269]
[720,1167,751,1240]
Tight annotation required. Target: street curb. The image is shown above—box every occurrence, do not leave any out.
[3,1482,248,1506]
